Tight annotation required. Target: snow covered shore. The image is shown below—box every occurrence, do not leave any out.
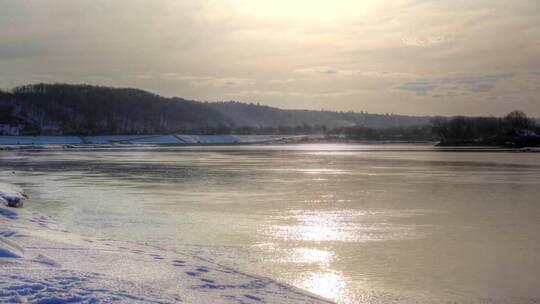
[0,183,332,304]
[0,135,322,146]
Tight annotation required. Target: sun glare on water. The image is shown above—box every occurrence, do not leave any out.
[295,270,353,303]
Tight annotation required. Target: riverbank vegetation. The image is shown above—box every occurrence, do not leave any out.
[329,111,540,147]
[430,111,540,147]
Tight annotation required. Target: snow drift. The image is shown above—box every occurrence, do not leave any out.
[0,182,26,208]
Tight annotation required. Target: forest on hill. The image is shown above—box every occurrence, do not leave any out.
[0,83,428,136]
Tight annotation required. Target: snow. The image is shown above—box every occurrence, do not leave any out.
[128,135,185,144]
[0,135,325,146]
[0,183,333,304]
[176,135,241,144]
[81,135,184,144]
[237,135,323,144]
[81,135,151,144]
[0,136,84,145]
[0,182,26,208]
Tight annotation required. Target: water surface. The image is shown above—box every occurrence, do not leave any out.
[1,144,539,303]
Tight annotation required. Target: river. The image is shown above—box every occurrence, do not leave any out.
[1,144,539,304]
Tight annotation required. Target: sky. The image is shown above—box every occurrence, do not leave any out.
[1,0,539,116]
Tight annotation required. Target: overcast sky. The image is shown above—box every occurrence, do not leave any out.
[1,0,539,116]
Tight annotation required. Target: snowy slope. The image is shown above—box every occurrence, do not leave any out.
[82,135,185,144]
[0,183,332,304]
[0,135,326,146]
[176,135,241,144]
[0,136,84,145]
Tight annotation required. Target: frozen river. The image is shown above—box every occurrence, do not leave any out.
[1,144,539,303]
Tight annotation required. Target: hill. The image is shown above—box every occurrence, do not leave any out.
[0,83,429,135]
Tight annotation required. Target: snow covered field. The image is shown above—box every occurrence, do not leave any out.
[0,183,332,304]
[0,135,321,146]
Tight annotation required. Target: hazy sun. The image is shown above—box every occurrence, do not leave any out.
[231,0,380,21]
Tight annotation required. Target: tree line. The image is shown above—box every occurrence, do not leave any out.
[330,111,540,147]
[430,111,540,147]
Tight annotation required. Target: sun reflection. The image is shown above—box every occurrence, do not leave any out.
[301,168,350,175]
[280,247,333,265]
[295,270,351,303]
[292,143,356,151]
[267,210,423,242]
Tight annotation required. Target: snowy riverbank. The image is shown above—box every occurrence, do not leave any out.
[0,183,332,304]
[0,135,323,146]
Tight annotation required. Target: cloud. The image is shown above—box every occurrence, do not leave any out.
[357,71,417,78]
[268,78,297,84]
[398,80,438,96]
[135,73,255,88]
[470,83,494,92]
[401,35,450,47]
[398,73,514,96]
[293,68,417,79]
[294,67,340,75]
[321,69,338,75]
[1,0,539,115]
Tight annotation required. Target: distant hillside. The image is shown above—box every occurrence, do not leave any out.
[0,83,430,135]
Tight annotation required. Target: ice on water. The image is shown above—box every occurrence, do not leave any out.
[0,183,331,303]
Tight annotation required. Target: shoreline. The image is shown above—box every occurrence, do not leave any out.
[2,143,539,154]
[0,134,324,146]
[1,135,539,151]
[0,183,333,304]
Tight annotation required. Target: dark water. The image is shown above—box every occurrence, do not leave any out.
[1,144,539,303]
